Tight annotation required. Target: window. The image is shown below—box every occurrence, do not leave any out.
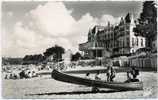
[111,34,113,38]
[126,31,129,35]
[126,37,129,46]
[153,43,155,48]
[132,37,134,46]
[141,39,143,46]
[126,25,130,30]
[95,43,98,47]
[117,41,119,47]
[136,38,139,46]
[103,43,105,47]
[122,40,124,47]
[118,41,120,47]
[122,31,125,36]
[106,42,108,48]
[120,40,122,47]
[122,49,124,54]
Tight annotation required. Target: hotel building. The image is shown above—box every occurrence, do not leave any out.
[79,13,146,59]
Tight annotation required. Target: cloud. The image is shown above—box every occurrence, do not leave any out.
[2,2,121,57]
[7,11,13,17]
[29,2,75,37]
[54,37,72,49]
[97,14,121,26]
[13,22,36,48]
[15,22,56,51]
[71,13,97,36]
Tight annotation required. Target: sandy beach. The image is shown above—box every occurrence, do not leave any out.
[2,71,157,99]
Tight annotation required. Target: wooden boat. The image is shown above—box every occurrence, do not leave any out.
[51,70,143,91]
[64,67,129,74]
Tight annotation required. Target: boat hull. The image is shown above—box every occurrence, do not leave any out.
[51,70,143,91]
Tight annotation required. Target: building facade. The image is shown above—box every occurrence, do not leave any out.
[113,13,146,57]
[79,13,146,59]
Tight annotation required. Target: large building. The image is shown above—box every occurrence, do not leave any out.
[79,13,146,59]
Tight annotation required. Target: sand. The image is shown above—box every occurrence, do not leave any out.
[1,71,157,99]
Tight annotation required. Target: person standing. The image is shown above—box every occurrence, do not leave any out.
[106,65,116,82]
[110,66,116,82]
[106,66,111,82]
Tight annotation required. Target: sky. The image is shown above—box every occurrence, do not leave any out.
[2,1,143,58]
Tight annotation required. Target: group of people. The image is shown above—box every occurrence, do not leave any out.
[85,66,140,82]
[85,65,140,92]
[126,67,140,82]
[4,68,38,79]
[85,66,116,82]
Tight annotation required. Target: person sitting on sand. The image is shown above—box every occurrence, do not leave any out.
[92,71,101,92]
[131,67,139,79]
[126,66,139,82]
[95,71,101,80]
[19,70,24,79]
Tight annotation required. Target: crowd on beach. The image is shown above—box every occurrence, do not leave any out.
[2,61,77,80]
[2,59,140,82]
[2,64,40,79]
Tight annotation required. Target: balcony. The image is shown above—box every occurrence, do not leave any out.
[79,42,104,51]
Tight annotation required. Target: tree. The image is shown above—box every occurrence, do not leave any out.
[43,45,65,62]
[71,52,82,61]
[133,1,157,48]
[2,57,23,65]
[23,54,45,64]
[23,55,33,61]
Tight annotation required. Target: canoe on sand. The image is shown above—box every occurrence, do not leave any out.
[51,70,143,91]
